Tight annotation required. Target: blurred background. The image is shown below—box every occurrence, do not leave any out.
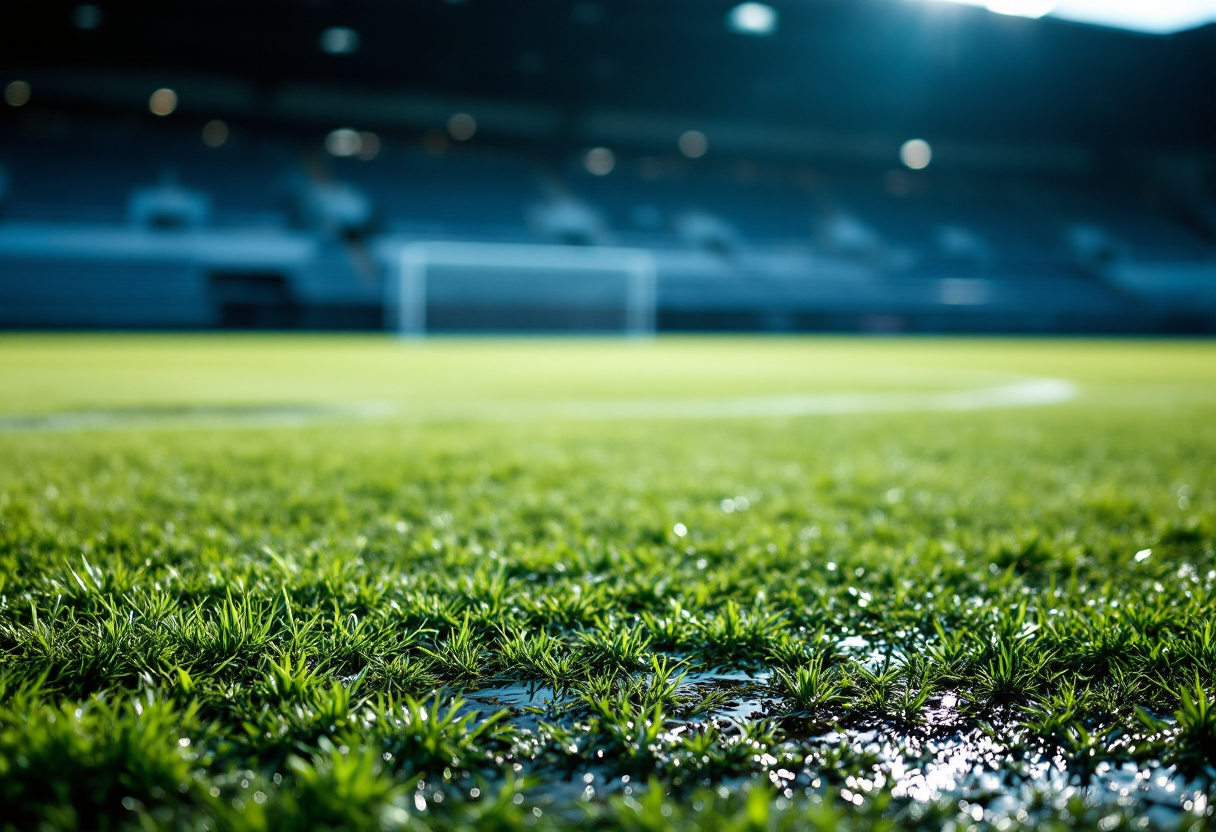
[1,0,1214,335]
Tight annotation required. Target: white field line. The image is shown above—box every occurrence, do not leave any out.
[0,379,1076,433]
[475,378,1078,422]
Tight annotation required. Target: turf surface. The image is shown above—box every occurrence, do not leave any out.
[0,334,1214,832]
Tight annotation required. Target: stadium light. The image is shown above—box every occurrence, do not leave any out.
[679,130,709,159]
[726,2,779,35]
[447,113,477,141]
[911,0,1054,18]
[148,88,177,116]
[584,147,616,176]
[319,27,360,55]
[4,80,31,107]
[325,128,362,157]
[900,139,932,170]
[911,0,1216,33]
[1051,0,1216,33]
[202,120,228,147]
[985,0,1056,17]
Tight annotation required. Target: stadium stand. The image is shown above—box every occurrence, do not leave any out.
[1,0,1213,333]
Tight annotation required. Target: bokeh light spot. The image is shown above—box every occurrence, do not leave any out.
[447,113,477,141]
[679,130,708,159]
[726,2,778,35]
[202,120,228,147]
[584,147,616,176]
[149,88,178,116]
[900,139,932,170]
[320,27,360,55]
[4,80,31,107]
[325,128,362,157]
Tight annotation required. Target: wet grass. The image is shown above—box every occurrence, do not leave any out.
[0,335,1214,831]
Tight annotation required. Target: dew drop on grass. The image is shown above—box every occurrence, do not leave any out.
[1134,549,1152,563]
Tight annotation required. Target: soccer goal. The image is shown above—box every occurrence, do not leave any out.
[391,242,656,336]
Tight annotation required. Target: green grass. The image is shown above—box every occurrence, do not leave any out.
[1,334,1214,831]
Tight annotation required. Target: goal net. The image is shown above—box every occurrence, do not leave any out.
[391,242,656,336]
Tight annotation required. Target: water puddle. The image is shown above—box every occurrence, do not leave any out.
[679,669,771,725]
[466,682,561,709]
[455,671,1208,825]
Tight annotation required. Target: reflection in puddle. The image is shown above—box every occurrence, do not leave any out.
[681,669,770,726]
[467,683,560,709]
[815,716,1205,826]
[458,675,1208,825]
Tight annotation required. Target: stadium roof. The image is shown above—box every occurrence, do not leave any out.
[3,1,1213,149]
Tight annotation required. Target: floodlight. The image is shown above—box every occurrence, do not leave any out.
[726,2,778,35]
[912,0,1216,33]
[900,139,932,170]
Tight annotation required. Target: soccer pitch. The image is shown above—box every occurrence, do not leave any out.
[1,335,1213,831]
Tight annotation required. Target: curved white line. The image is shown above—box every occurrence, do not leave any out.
[0,379,1076,433]
[473,379,1077,422]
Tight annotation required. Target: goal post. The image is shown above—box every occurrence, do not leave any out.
[391,242,656,337]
